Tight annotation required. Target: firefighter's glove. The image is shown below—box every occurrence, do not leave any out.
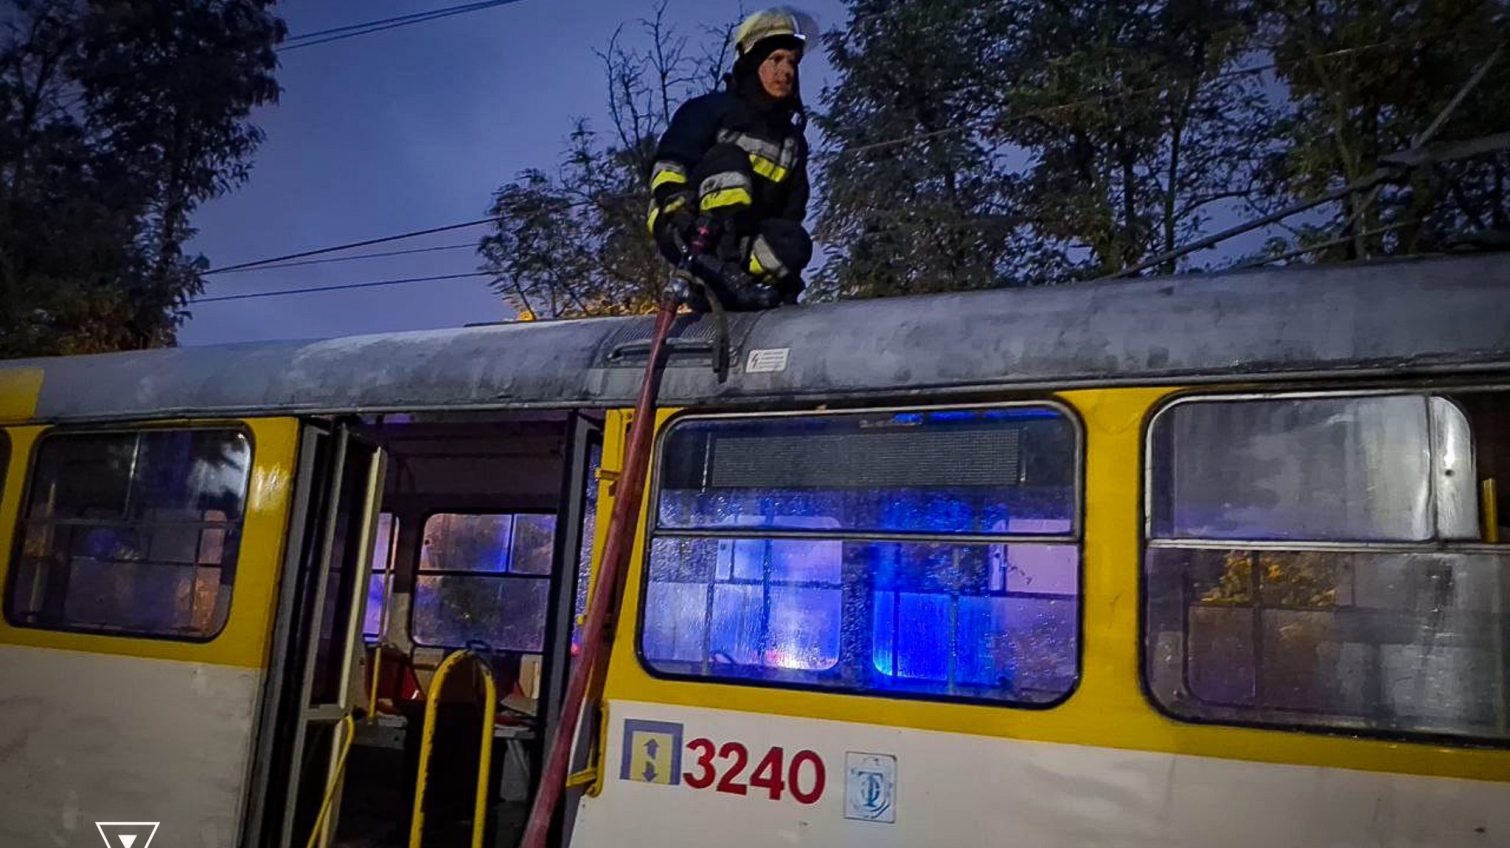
[688,254,781,312]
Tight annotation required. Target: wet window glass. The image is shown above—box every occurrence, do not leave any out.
[658,408,1076,536]
[1146,392,1509,743]
[6,428,251,640]
[361,514,398,639]
[643,407,1081,705]
[1149,395,1476,542]
[411,512,557,650]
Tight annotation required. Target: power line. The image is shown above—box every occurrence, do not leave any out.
[834,31,1469,158]
[279,1,524,53]
[283,2,501,43]
[1233,219,1415,270]
[207,218,496,275]
[205,242,477,275]
[194,272,492,304]
[1107,48,1505,280]
[209,29,1496,288]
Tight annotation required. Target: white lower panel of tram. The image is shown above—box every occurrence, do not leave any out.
[572,700,1506,848]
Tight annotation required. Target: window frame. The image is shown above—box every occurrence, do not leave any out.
[1139,387,1510,747]
[407,508,560,651]
[636,400,1086,709]
[0,430,10,593]
[3,422,256,644]
[0,427,10,504]
[361,512,400,641]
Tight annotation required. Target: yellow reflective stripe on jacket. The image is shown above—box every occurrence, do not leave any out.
[717,129,786,164]
[749,234,786,278]
[701,187,753,212]
[699,169,753,197]
[646,195,688,234]
[650,160,689,191]
[716,129,800,183]
[748,154,789,183]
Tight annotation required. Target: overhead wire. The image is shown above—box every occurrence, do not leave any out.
[206,218,497,275]
[1231,219,1416,270]
[278,1,524,53]
[1105,44,1504,279]
[205,242,478,275]
[194,272,493,304]
[283,2,501,43]
[833,28,1482,158]
[201,27,1500,302]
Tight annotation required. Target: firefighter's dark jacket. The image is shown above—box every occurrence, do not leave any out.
[647,89,810,232]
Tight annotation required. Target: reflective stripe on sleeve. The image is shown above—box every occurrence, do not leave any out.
[647,195,688,234]
[698,170,754,213]
[650,160,689,191]
[700,187,754,213]
[748,234,787,278]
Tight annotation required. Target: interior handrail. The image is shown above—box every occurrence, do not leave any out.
[303,715,356,848]
[408,650,498,848]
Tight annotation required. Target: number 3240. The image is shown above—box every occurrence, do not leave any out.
[682,739,826,804]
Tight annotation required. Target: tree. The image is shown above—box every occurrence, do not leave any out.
[817,0,1276,293]
[814,0,1045,299]
[487,0,1510,313]
[999,0,1274,276]
[479,2,733,318]
[1258,0,1510,261]
[0,0,283,357]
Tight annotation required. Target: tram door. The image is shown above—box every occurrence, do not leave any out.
[244,421,386,848]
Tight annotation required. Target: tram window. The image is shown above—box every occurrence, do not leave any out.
[361,513,398,639]
[5,428,251,640]
[644,531,844,671]
[1147,395,1480,542]
[642,406,1081,705]
[1146,392,1510,743]
[658,408,1075,535]
[411,512,555,650]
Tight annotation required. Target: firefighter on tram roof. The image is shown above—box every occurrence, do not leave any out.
[647,8,815,311]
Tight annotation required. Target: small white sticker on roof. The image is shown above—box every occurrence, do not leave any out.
[745,348,790,374]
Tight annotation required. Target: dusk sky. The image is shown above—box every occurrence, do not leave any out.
[182,0,847,345]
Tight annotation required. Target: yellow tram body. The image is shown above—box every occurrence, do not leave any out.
[0,254,1506,847]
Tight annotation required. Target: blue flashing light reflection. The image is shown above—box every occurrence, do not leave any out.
[926,409,979,422]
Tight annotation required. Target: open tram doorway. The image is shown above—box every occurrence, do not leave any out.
[248,410,604,848]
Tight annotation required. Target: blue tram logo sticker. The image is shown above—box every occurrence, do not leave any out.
[844,752,896,823]
[619,719,684,786]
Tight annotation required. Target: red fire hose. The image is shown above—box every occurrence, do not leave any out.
[519,298,680,848]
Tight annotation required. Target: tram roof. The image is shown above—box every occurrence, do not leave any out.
[5,252,1509,423]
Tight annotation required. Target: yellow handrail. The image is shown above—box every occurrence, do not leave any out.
[563,698,611,797]
[367,643,385,723]
[305,715,357,848]
[408,651,497,848]
[1484,478,1500,544]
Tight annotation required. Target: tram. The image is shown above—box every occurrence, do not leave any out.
[0,251,1507,848]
